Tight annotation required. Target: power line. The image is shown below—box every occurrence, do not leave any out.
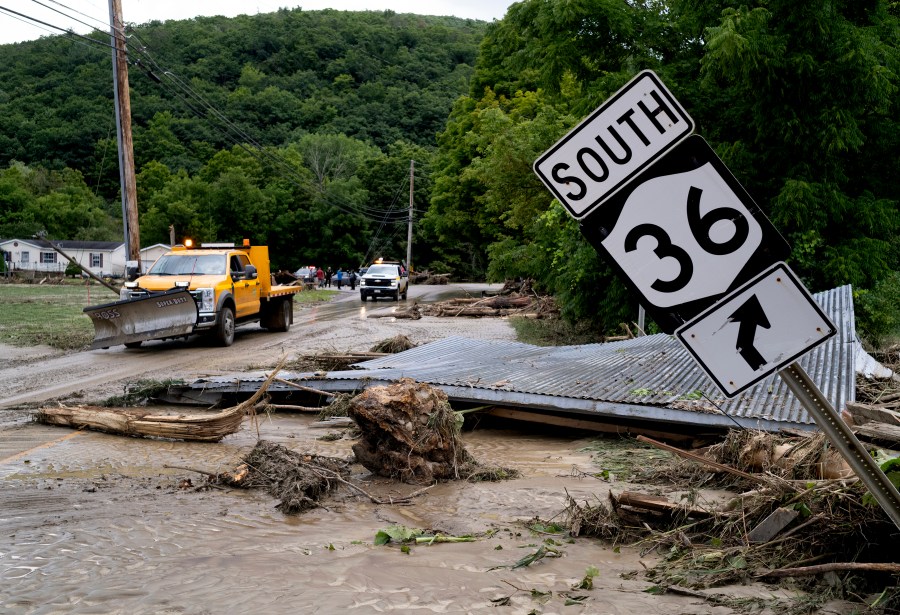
[29,0,106,36]
[0,4,120,51]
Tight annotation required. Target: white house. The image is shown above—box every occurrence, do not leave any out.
[0,239,171,277]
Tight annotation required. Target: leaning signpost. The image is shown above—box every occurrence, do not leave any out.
[533,69,900,529]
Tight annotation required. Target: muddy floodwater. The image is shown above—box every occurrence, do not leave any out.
[0,414,720,615]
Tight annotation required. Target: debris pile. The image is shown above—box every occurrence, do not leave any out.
[214,440,352,514]
[419,279,558,319]
[848,351,900,445]
[289,335,417,372]
[369,334,417,354]
[410,270,450,285]
[348,378,517,483]
[565,430,899,589]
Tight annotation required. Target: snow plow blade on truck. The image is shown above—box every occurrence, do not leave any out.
[84,289,198,349]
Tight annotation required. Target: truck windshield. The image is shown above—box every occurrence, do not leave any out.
[148,254,226,276]
[366,265,398,276]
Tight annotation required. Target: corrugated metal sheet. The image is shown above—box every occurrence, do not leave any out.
[183,285,859,432]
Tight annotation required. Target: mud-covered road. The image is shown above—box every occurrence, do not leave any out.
[0,283,505,411]
[0,285,857,614]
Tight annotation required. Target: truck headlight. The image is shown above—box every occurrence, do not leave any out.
[360,279,367,286]
[197,287,215,312]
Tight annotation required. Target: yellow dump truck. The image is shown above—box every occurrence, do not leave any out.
[84,241,299,349]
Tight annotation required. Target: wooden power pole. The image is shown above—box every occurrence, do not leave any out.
[407,159,414,272]
[109,0,141,272]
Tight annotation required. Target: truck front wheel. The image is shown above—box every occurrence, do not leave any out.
[215,306,235,347]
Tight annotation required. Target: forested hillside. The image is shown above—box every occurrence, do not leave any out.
[422,0,900,341]
[0,9,486,269]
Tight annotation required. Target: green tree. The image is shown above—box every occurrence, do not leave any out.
[693,0,900,290]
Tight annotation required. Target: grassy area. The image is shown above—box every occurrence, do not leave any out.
[0,283,111,349]
[0,283,339,351]
[295,289,339,303]
[509,316,607,346]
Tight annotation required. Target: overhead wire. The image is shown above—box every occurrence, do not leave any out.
[363,174,408,264]
[29,0,106,35]
[0,4,117,50]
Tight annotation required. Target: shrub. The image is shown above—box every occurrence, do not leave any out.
[855,271,900,349]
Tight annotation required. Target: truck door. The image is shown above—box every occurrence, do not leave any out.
[230,253,260,319]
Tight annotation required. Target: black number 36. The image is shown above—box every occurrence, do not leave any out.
[624,186,750,293]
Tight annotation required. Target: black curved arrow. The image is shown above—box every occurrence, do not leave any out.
[728,295,771,370]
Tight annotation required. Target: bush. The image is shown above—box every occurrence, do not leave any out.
[65,261,82,278]
[855,271,900,349]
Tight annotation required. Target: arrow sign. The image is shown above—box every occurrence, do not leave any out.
[675,262,836,397]
[728,295,771,370]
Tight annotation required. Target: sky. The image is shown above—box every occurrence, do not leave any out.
[0,0,517,45]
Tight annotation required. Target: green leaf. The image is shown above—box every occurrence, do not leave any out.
[374,524,425,545]
[573,565,600,590]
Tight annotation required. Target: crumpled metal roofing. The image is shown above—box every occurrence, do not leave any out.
[186,285,858,432]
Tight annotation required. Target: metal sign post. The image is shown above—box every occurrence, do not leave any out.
[779,362,900,529]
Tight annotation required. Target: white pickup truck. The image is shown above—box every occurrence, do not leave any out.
[359,262,408,301]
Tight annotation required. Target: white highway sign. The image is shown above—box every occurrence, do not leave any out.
[533,70,694,219]
[579,135,790,333]
[676,262,836,397]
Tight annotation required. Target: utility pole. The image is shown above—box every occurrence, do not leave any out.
[109,0,141,272]
[407,160,414,272]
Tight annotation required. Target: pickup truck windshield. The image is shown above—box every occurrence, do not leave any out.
[366,265,399,276]
[148,254,226,276]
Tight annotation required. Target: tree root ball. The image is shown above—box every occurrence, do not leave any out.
[349,378,475,483]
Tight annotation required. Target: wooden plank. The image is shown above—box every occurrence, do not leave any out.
[853,422,900,444]
[845,401,900,426]
[747,507,799,543]
[483,407,694,442]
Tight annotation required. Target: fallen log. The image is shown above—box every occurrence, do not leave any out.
[367,307,421,319]
[613,491,713,518]
[36,404,248,442]
[37,364,281,441]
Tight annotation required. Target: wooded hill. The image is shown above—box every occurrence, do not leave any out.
[0,9,485,269]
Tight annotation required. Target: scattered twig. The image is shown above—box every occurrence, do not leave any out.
[761,562,900,578]
[636,435,771,486]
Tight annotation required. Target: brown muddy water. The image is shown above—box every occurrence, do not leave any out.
[0,411,756,615]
